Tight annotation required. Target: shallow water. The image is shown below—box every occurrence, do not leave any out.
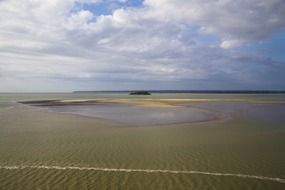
[191,102,285,123]
[47,104,216,125]
[0,93,285,190]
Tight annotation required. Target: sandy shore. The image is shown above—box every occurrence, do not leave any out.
[19,98,285,107]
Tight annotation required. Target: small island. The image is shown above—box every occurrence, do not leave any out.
[129,91,151,95]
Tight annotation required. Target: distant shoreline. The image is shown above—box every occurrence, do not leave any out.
[1,90,285,94]
[73,90,285,94]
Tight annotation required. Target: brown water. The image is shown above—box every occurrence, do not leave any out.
[0,93,285,190]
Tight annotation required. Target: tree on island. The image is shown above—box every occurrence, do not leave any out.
[129,91,151,95]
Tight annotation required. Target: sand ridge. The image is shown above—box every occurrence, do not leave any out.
[19,98,285,107]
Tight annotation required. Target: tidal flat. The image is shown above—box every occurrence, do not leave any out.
[0,93,285,189]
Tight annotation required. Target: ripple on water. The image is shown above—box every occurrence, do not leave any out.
[1,165,285,189]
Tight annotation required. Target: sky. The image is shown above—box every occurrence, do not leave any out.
[0,0,285,92]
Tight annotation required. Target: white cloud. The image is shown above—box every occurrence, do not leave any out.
[66,10,94,29]
[220,40,244,49]
[0,0,284,91]
[144,0,285,45]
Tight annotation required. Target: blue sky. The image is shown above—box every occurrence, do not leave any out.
[0,0,285,92]
[79,0,144,15]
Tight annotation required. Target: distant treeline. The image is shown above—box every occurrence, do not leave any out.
[73,90,285,94]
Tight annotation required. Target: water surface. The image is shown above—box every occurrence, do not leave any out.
[47,104,216,125]
[0,93,285,190]
[191,102,285,123]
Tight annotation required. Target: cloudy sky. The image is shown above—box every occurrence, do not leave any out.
[0,0,285,92]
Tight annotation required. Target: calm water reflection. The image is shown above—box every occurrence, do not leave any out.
[191,102,285,123]
[47,102,285,125]
[48,104,216,125]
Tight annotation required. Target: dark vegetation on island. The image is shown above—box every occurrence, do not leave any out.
[129,91,151,95]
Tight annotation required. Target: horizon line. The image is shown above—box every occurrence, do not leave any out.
[1,90,285,94]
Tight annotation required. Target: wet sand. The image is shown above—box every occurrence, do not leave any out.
[20,98,285,126]
[20,98,285,107]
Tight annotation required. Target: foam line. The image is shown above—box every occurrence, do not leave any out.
[0,165,285,184]
[0,165,284,184]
